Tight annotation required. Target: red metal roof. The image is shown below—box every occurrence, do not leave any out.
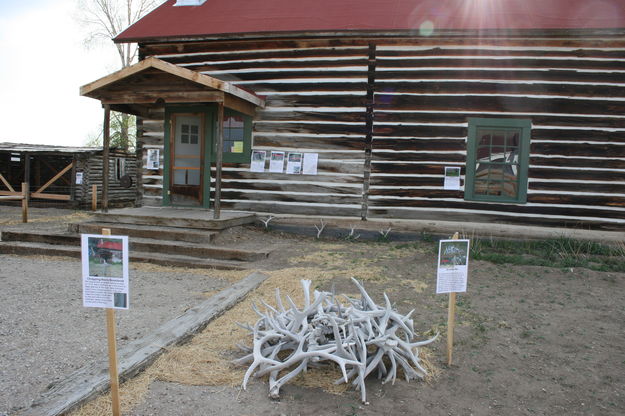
[97,240,123,251]
[116,0,625,42]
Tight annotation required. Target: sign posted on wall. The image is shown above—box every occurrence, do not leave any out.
[81,234,130,309]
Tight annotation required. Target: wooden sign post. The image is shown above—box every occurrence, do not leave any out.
[435,232,470,367]
[102,228,121,416]
[447,232,459,366]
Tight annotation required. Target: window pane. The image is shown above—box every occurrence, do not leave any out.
[181,134,189,144]
[222,115,246,154]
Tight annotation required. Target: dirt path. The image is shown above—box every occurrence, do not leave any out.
[2,208,624,415]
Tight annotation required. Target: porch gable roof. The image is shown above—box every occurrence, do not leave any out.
[79,57,264,115]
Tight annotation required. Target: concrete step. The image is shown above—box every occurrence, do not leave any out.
[70,222,218,244]
[0,241,248,270]
[0,231,268,262]
[91,210,256,230]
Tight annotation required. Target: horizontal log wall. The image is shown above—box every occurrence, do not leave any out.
[369,38,625,230]
[80,154,137,208]
[137,35,625,230]
[140,39,370,215]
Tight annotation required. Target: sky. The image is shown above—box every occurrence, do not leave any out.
[0,0,122,147]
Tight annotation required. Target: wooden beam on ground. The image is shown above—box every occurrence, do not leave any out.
[102,105,111,213]
[33,162,73,195]
[214,102,224,219]
[22,271,269,416]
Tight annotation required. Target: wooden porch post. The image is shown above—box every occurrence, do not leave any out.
[214,102,224,219]
[102,105,111,213]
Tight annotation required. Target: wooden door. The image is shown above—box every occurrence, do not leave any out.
[170,113,205,206]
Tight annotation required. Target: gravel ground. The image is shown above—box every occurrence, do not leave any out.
[0,250,231,416]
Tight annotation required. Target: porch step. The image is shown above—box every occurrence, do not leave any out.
[91,209,257,230]
[70,222,217,244]
[0,241,248,270]
[0,231,268,262]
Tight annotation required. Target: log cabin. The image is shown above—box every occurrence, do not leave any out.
[0,143,136,208]
[80,0,625,230]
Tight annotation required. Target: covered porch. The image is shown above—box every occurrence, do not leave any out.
[80,57,265,219]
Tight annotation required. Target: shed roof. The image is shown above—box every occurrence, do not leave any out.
[80,57,264,116]
[116,0,625,42]
[0,142,121,155]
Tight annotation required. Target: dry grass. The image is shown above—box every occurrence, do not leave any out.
[0,211,90,226]
[69,372,152,416]
[67,242,437,415]
[131,262,249,283]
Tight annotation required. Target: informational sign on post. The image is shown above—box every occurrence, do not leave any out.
[436,239,470,294]
[81,234,129,309]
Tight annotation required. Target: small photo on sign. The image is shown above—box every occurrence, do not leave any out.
[439,240,469,269]
[81,234,129,310]
[87,236,124,278]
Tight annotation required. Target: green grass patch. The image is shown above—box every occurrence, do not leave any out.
[470,237,625,272]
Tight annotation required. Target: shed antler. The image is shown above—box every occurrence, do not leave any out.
[236,278,438,403]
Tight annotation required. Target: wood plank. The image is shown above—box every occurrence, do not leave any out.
[530,181,625,194]
[376,69,625,84]
[0,172,15,192]
[184,57,368,72]
[253,135,365,151]
[371,138,465,152]
[23,272,269,416]
[220,190,362,205]
[374,94,625,115]
[376,48,625,59]
[529,157,625,170]
[379,81,625,99]
[33,162,73,195]
[163,47,368,65]
[529,167,625,181]
[366,207,624,231]
[30,193,72,201]
[376,57,625,71]
[366,198,625,220]
[372,163,464,175]
[372,125,466,138]
[531,143,625,158]
[374,111,625,129]
[254,122,366,135]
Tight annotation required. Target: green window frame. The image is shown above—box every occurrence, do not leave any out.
[212,109,252,164]
[465,118,531,203]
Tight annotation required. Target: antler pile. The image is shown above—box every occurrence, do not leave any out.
[235,278,438,403]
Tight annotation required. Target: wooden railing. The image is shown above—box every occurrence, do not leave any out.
[0,181,29,223]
